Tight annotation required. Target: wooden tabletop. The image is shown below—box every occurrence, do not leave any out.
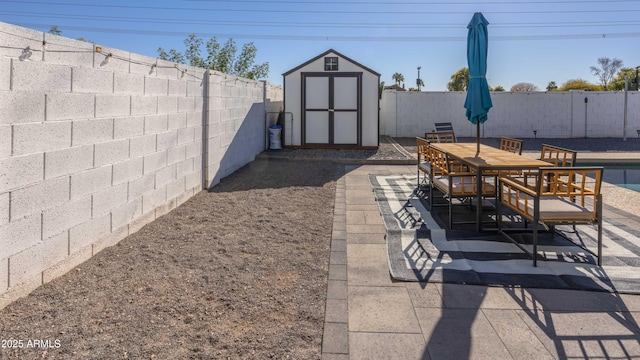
[429,143,553,170]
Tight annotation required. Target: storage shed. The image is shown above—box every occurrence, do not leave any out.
[282,49,380,149]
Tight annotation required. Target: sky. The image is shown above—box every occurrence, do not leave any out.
[0,0,638,91]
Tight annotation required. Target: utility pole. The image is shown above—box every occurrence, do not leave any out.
[417,66,421,91]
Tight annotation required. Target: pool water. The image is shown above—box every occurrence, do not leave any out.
[601,167,640,193]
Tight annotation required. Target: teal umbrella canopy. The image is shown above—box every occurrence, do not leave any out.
[464,12,492,151]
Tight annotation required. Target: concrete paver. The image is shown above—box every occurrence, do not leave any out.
[347,244,401,287]
[482,309,555,360]
[327,280,348,300]
[348,286,422,333]
[325,298,349,323]
[346,232,386,244]
[328,264,347,281]
[349,333,428,360]
[415,307,513,359]
[438,283,528,310]
[515,309,640,359]
[323,157,640,359]
[322,322,349,354]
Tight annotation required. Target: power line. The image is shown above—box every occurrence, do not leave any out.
[189,0,640,3]
[0,0,637,15]
[2,10,639,29]
[13,22,640,41]
[3,0,639,7]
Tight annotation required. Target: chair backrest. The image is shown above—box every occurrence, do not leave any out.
[426,145,449,176]
[499,137,523,155]
[500,166,603,222]
[540,144,577,167]
[424,131,455,143]
[434,122,454,133]
[538,166,602,194]
[415,137,429,160]
[424,132,440,143]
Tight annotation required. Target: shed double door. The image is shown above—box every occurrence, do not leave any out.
[302,73,361,146]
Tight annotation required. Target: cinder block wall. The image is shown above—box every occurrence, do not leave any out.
[205,75,283,187]
[0,22,283,308]
[383,90,640,139]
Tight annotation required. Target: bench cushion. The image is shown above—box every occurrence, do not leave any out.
[433,176,495,196]
[505,192,594,222]
[418,161,431,173]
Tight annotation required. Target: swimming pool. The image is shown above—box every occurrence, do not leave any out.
[582,165,640,193]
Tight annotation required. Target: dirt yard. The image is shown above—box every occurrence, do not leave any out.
[0,159,343,359]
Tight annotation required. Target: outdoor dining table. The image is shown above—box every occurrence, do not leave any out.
[428,142,554,232]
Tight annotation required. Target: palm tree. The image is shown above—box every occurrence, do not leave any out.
[546,81,558,91]
[392,73,405,87]
[446,67,470,91]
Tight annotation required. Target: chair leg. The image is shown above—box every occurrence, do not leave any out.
[496,188,502,232]
[533,226,538,267]
[428,176,433,211]
[597,194,603,266]
[448,198,453,230]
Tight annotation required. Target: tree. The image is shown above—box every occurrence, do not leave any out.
[392,73,405,87]
[49,25,62,35]
[447,67,469,91]
[157,34,269,79]
[558,79,601,91]
[492,85,505,92]
[157,47,185,64]
[546,81,558,91]
[609,67,638,91]
[213,38,237,74]
[510,82,539,92]
[590,57,623,91]
[184,33,206,68]
[416,78,424,89]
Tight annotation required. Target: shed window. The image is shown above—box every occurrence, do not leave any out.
[324,57,338,71]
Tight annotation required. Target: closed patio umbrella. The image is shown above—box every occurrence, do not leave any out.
[464,12,492,154]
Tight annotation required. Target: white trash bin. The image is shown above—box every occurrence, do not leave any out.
[269,125,282,150]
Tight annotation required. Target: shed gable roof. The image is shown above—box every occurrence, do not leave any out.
[282,48,380,77]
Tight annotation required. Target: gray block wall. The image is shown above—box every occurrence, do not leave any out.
[382,90,640,139]
[0,22,283,309]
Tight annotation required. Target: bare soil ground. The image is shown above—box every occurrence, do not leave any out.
[0,159,343,359]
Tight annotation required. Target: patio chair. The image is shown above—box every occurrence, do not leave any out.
[434,122,454,133]
[416,137,431,188]
[426,145,496,229]
[540,144,577,166]
[497,166,604,266]
[499,137,523,155]
[424,131,455,143]
[522,144,577,187]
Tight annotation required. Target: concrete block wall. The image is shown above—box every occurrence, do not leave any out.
[0,22,283,309]
[205,75,283,187]
[382,90,640,139]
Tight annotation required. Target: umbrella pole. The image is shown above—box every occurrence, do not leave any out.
[476,121,480,154]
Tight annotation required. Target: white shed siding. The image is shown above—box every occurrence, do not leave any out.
[283,49,380,148]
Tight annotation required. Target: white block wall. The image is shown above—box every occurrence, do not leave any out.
[382,90,640,139]
[0,22,283,308]
[204,76,283,187]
